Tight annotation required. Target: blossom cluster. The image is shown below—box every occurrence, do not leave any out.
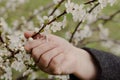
[98,0,116,8]
[0,18,35,80]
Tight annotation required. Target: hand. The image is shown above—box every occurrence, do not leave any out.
[24,31,96,79]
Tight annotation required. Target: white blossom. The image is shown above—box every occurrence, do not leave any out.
[98,0,116,8]
[99,24,109,39]
[23,69,33,76]
[101,40,114,48]
[73,25,92,45]
[11,60,26,72]
[65,0,86,22]
[1,67,12,80]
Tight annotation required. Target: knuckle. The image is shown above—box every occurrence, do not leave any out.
[32,47,38,57]
[40,55,47,64]
[52,58,58,65]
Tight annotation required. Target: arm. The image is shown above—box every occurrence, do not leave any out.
[70,48,120,80]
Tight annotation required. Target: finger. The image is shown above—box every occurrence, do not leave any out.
[24,31,35,39]
[39,47,63,68]
[32,42,57,62]
[46,53,64,75]
[24,39,46,51]
[24,31,45,40]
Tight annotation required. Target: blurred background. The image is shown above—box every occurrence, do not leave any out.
[0,0,120,79]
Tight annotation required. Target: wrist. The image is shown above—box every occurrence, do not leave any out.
[73,48,97,79]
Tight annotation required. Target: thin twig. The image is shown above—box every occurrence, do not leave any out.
[69,21,82,42]
[92,9,120,25]
[32,10,67,38]
[88,3,99,13]
[103,9,120,24]
[49,0,65,16]
[84,0,97,5]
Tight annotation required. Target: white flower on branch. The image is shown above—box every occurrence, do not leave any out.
[11,60,26,72]
[43,24,51,35]
[0,66,12,80]
[65,0,74,14]
[99,24,109,40]
[101,40,114,48]
[65,0,86,22]
[73,25,92,45]
[54,9,61,16]
[15,53,24,61]
[51,16,67,32]
[43,16,54,22]
[0,49,11,57]
[51,22,62,32]
[86,5,102,24]
[98,0,116,8]
[7,33,25,51]
[23,69,33,77]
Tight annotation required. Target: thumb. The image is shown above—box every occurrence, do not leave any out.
[24,31,35,39]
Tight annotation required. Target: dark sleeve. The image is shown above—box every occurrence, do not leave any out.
[70,48,120,80]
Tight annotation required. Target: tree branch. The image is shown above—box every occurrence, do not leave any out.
[69,3,100,43]
[92,9,120,25]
